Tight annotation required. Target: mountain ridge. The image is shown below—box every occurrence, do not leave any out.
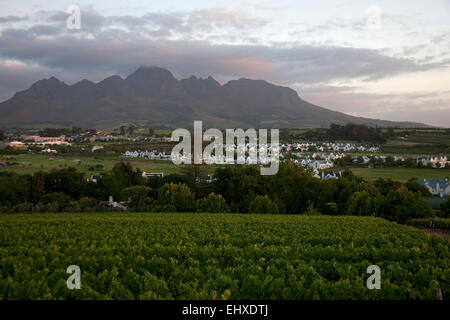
[0,66,431,129]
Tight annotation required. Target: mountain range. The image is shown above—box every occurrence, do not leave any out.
[0,66,429,129]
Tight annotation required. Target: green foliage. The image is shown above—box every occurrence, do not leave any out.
[379,187,433,224]
[346,191,378,216]
[122,186,153,212]
[439,196,450,218]
[303,123,389,143]
[153,183,196,212]
[78,197,98,210]
[248,195,279,214]
[303,202,320,215]
[45,167,85,199]
[0,213,448,299]
[42,192,72,209]
[197,193,230,213]
[407,218,450,230]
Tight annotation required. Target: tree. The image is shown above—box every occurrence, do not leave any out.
[148,128,156,136]
[346,191,378,216]
[71,126,82,135]
[248,195,279,214]
[0,129,5,141]
[78,197,98,210]
[379,186,432,223]
[153,183,196,212]
[197,193,230,213]
[127,125,136,135]
[213,165,262,213]
[45,167,85,199]
[439,196,450,218]
[304,201,320,215]
[41,192,71,210]
[180,163,211,198]
[111,162,145,187]
[385,156,395,167]
[404,179,432,196]
[31,171,46,203]
[122,185,153,211]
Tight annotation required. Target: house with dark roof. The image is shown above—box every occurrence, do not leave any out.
[415,178,450,197]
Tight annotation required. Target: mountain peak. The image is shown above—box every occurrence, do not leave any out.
[0,66,431,128]
[72,79,94,87]
[126,66,174,80]
[125,66,184,97]
[15,76,68,99]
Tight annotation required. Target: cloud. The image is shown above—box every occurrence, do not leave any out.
[0,5,449,126]
[0,16,28,24]
[0,24,448,86]
[301,85,450,127]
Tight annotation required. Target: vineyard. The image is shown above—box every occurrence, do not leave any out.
[0,213,448,300]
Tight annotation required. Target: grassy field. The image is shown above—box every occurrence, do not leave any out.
[350,167,450,181]
[383,130,450,154]
[0,154,180,176]
[0,213,448,300]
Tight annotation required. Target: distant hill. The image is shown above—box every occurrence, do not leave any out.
[0,66,431,129]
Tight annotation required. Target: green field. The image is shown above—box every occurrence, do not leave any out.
[383,130,450,154]
[350,168,450,181]
[0,154,180,176]
[0,213,448,300]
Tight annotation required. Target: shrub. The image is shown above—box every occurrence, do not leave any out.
[304,202,320,215]
[379,187,433,224]
[153,183,196,212]
[78,197,98,210]
[122,186,153,212]
[41,192,71,210]
[248,195,279,214]
[197,193,230,213]
[439,196,450,218]
[346,191,378,216]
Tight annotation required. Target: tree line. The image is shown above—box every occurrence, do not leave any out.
[0,161,448,223]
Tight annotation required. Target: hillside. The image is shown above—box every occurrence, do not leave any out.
[0,66,430,129]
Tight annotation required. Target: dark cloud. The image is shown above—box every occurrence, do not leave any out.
[0,24,447,87]
[0,7,449,126]
[0,16,28,24]
[28,24,62,36]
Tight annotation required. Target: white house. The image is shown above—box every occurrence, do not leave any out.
[415,179,450,197]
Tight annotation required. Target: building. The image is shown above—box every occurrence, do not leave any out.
[415,179,450,197]
[99,196,127,210]
[416,156,448,168]
[321,171,342,180]
[142,172,164,178]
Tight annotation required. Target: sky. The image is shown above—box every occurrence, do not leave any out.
[0,0,449,126]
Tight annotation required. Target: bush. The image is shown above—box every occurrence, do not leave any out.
[197,193,230,213]
[406,218,450,230]
[78,197,98,211]
[379,187,433,224]
[248,195,279,214]
[346,191,378,216]
[41,192,72,211]
[153,183,196,212]
[304,202,320,215]
[122,185,153,212]
[439,196,450,218]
